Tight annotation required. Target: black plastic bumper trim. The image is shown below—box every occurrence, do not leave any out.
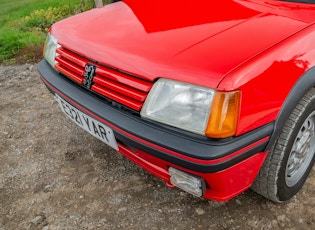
[38,59,273,173]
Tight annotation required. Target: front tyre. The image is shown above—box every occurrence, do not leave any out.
[252,88,315,202]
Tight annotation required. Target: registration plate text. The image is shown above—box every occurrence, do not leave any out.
[55,94,118,150]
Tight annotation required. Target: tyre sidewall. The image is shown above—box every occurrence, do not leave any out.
[277,95,315,201]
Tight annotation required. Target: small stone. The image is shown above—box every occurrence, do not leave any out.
[27,65,34,71]
[31,215,44,225]
[195,208,205,216]
[118,207,127,212]
[44,185,52,192]
[235,199,242,205]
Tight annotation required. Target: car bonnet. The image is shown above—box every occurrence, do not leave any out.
[51,0,312,88]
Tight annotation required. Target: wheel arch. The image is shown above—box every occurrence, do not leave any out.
[265,66,315,151]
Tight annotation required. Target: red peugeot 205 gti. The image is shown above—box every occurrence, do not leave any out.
[38,0,315,202]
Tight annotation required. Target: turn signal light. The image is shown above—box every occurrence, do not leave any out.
[205,91,240,138]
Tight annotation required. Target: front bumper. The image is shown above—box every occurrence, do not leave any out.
[38,59,272,201]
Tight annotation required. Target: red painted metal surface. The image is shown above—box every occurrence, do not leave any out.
[51,0,313,87]
[220,24,315,134]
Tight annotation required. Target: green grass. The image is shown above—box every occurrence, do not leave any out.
[0,0,99,64]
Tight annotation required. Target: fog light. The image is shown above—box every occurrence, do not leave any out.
[169,167,204,197]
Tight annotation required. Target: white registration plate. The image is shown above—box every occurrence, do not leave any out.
[55,94,118,150]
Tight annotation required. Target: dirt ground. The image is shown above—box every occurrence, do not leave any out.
[0,64,314,230]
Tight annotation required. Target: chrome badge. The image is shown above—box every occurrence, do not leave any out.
[83,64,96,89]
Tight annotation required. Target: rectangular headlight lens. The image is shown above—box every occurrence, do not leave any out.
[141,79,215,135]
[43,33,59,67]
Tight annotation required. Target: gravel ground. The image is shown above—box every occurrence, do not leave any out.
[1,64,314,229]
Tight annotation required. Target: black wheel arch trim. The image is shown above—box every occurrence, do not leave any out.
[38,59,272,173]
[265,66,315,152]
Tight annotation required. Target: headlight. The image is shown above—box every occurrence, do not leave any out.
[43,33,59,67]
[141,79,215,135]
[141,79,240,138]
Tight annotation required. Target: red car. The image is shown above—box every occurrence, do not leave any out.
[38,0,315,202]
